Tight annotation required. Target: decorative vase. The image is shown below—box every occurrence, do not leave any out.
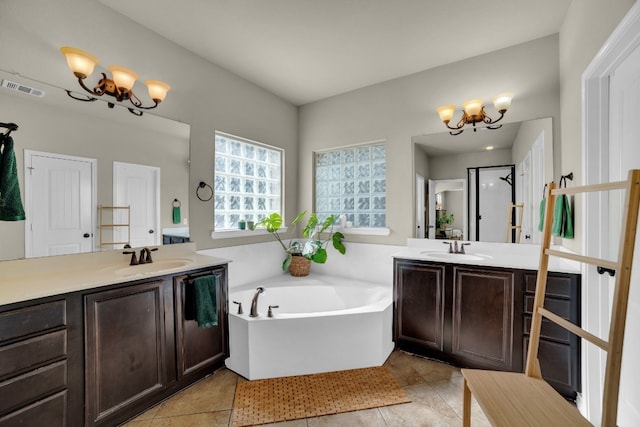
[289,255,311,277]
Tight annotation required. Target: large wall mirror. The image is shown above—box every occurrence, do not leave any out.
[0,71,190,261]
[413,117,553,243]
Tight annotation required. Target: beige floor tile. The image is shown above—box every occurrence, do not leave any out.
[428,377,491,426]
[384,352,427,386]
[122,420,153,427]
[149,410,230,426]
[380,383,460,427]
[407,355,461,383]
[154,369,238,418]
[127,402,162,422]
[307,408,388,427]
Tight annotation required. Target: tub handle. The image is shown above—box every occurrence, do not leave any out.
[268,305,279,318]
[233,301,244,315]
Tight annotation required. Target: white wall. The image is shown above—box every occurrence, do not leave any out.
[511,117,554,183]
[299,35,561,245]
[429,149,513,181]
[559,0,635,252]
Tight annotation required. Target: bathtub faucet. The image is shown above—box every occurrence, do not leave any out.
[249,287,264,317]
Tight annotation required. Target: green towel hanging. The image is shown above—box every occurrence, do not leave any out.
[172,199,181,224]
[193,274,218,328]
[551,177,574,239]
[538,183,547,232]
[0,135,26,221]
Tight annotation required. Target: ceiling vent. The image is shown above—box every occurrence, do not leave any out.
[2,79,46,98]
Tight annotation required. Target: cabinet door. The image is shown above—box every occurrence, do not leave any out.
[174,267,228,379]
[451,267,515,370]
[84,279,171,425]
[394,260,446,353]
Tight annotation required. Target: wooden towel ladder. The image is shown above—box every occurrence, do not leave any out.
[462,169,640,427]
[505,203,524,243]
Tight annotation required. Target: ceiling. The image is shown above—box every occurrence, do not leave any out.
[99,0,572,106]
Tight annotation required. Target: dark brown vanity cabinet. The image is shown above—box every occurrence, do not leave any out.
[394,259,517,371]
[84,278,175,426]
[174,266,229,380]
[451,267,517,371]
[523,271,581,399]
[394,261,446,354]
[394,258,580,399]
[83,266,229,426]
[0,297,83,427]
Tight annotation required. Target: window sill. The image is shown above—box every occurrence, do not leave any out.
[211,227,287,240]
[335,227,390,236]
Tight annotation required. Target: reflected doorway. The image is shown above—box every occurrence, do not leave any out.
[468,165,515,242]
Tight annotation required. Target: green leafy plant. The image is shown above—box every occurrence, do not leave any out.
[443,213,455,225]
[255,211,346,271]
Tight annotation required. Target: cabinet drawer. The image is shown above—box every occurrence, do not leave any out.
[0,360,67,414]
[0,330,67,379]
[524,274,573,298]
[524,337,577,398]
[0,390,66,427]
[523,315,572,343]
[524,295,571,318]
[0,300,66,343]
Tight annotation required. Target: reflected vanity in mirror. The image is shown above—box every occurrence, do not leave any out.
[413,117,553,244]
[0,71,190,261]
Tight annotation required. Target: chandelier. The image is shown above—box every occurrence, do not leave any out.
[60,46,170,116]
[437,93,513,135]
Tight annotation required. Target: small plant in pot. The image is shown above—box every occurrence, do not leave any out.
[255,211,346,276]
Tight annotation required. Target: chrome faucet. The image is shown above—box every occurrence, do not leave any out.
[249,287,264,317]
[443,241,471,254]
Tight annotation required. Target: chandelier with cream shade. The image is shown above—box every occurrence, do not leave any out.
[60,46,170,116]
[437,93,513,135]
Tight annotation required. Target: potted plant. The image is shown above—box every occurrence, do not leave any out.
[255,211,346,276]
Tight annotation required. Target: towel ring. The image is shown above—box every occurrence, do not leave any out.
[196,181,213,202]
[173,198,181,207]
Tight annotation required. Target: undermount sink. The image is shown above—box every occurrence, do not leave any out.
[111,259,194,278]
[419,251,492,261]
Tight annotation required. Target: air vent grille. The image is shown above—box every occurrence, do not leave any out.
[2,79,46,97]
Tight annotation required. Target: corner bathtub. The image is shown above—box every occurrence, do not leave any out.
[225,275,394,380]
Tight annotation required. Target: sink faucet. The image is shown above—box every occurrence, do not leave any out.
[443,241,471,254]
[249,287,264,317]
[138,247,158,264]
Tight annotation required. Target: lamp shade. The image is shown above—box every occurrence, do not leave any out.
[462,99,483,117]
[492,93,514,112]
[437,105,456,123]
[60,46,98,79]
[145,80,171,102]
[109,66,138,91]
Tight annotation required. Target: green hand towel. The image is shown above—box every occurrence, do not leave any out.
[551,195,574,238]
[193,275,218,328]
[538,198,546,231]
[0,136,26,221]
[552,195,565,237]
[563,195,574,239]
[172,206,181,224]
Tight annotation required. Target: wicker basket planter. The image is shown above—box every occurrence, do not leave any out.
[289,255,311,277]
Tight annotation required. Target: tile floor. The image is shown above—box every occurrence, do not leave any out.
[123,350,491,427]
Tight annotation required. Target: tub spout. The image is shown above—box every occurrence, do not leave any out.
[249,287,264,317]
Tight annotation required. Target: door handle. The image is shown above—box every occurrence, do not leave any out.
[148,229,154,234]
[83,233,90,238]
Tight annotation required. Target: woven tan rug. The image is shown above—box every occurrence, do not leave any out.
[231,366,411,426]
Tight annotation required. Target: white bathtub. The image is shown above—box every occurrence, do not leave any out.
[225,274,394,380]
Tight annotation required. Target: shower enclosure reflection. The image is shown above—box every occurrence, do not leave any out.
[468,165,515,242]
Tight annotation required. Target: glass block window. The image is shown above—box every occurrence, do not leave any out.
[214,132,282,230]
[315,143,386,228]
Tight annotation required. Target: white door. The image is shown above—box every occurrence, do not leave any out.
[427,179,436,239]
[583,3,640,424]
[607,36,640,427]
[416,174,425,238]
[24,151,95,258]
[113,162,160,248]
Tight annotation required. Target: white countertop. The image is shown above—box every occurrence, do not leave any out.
[0,243,230,306]
[393,239,581,274]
